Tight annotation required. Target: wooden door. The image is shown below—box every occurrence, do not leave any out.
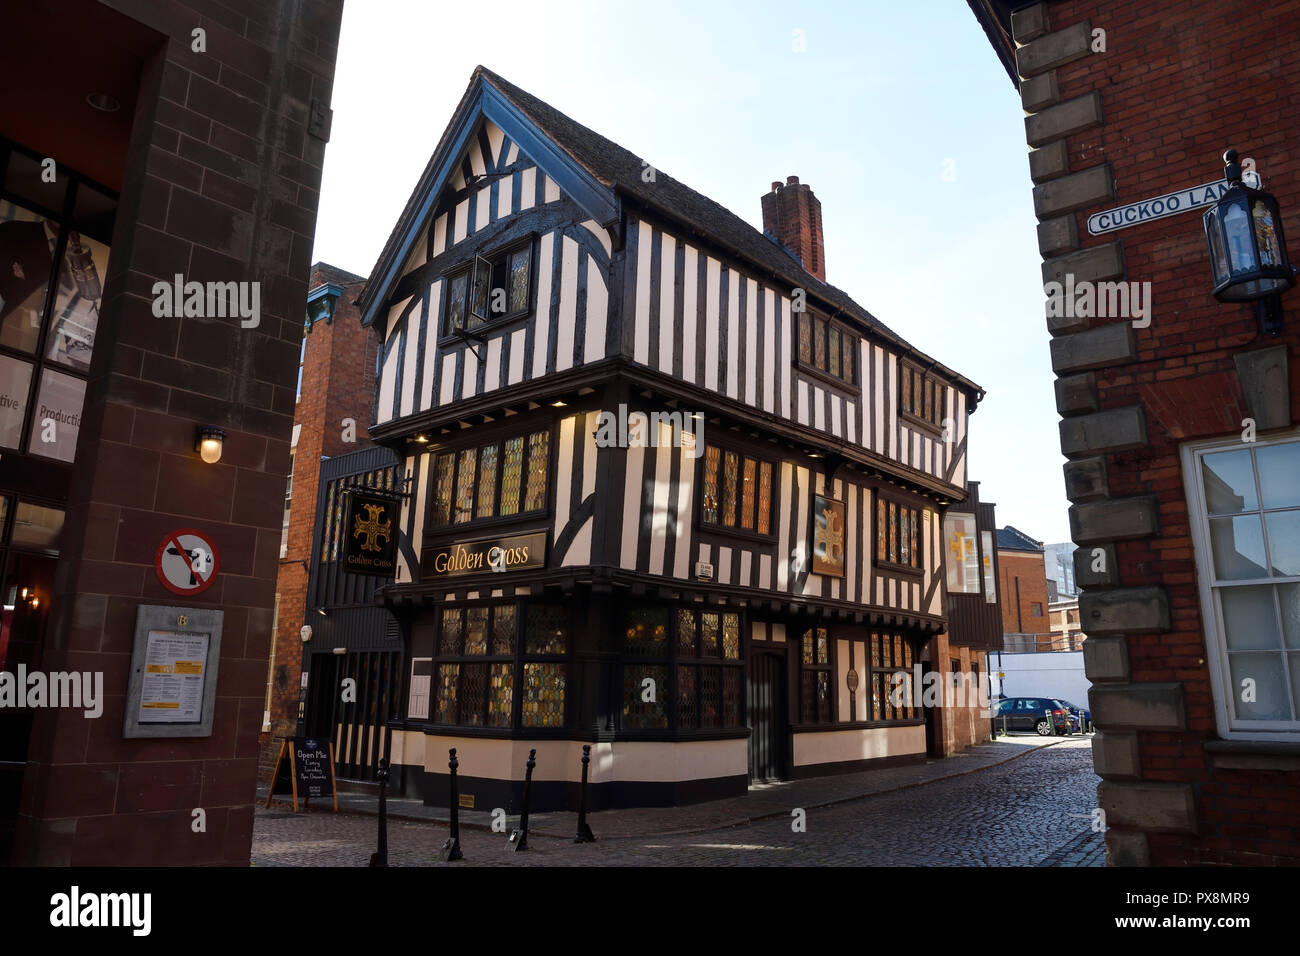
[748,652,787,783]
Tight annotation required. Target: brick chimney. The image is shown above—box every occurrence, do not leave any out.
[761,175,825,282]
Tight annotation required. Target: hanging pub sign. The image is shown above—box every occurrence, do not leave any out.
[811,494,846,577]
[426,531,546,577]
[342,490,399,576]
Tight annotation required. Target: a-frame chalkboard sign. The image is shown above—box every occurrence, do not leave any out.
[266,737,339,813]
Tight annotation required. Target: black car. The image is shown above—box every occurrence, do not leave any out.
[992,697,1077,735]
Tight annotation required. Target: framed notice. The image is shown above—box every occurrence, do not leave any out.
[123,605,223,738]
[812,494,846,577]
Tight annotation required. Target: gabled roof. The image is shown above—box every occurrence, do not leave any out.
[310,261,365,289]
[359,66,983,402]
[996,525,1044,552]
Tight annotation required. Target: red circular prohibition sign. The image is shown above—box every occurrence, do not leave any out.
[154,528,221,596]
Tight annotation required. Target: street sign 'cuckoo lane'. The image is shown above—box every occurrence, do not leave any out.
[1086,179,1232,235]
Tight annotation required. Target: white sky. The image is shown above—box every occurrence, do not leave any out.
[312,0,1069,543]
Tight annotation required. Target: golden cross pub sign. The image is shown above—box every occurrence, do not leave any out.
[342,492,399,576]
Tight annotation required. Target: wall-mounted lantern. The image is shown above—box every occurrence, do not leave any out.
[1203,149,1298,336]
[195,426,225,464]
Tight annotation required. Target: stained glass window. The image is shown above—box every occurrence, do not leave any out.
[524,429,549,512]
[491,604,516,655]
[701,666,721,729]
[702,612,719,656]
[488,663,513,726]
[816,630,828,664]
[525,603,567,654]
[509,247,531,314]
[900,510,911,566]
[522,663,565,727]
[909,511,919,568]
[459,663,486,725]
[623,664,667,728]
[757,462,772,535]
[800,627,832,724]
[476,443,498,518]
[740,457,757,530]
[445,273,467,334]
[440,608,463,655]
[829,327,840,377]
[888,501,897,560]
[703,445,721,523]
[470,258,490,326]
[877,499,887,561]
[677,608,697,656]
[722,451,739,526]
[802,632,814,665]
[678,666,698,728]
[813,317,826,368]
[454,448,476,523]
[798,313,812,363]
[436,663,459,724]
[722,613,740,660]
[723,668,741,727]
[464,606,489,655]
[500,437,524,516]
[625,607,668,656]
[842,339,853,382]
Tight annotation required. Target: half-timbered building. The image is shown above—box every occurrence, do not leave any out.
[357,67,985,810]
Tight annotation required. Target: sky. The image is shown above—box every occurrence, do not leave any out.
[311,0,1071,544]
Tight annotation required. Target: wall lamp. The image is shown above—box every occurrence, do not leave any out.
[196,426,225,464]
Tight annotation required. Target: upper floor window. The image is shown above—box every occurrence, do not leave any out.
[443,239,533,337]
[1185,433,1300,740]
[429,428,550,530]
[900,364,944,428]
[796,312,857,387]
[877,498,923,570]
[701,445,774,535]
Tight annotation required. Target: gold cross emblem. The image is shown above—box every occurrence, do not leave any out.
[353,502,392,552]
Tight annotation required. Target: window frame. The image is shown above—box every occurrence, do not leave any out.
[1183,429,1300,741]
[696,441,777,542]
[438,236,537,341]
[424,423,553,535]
[875,494,925,574]
[797,626,834,725]
[793,309,861,394]
[898,361,946,434]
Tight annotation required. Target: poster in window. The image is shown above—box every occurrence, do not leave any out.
[812,494,846,577]
[0,354,33,449]
[0,200,58,353]
[943,513,979,594]
[47,231,108,373]
[27,368,84,463]
[981,530,997,604]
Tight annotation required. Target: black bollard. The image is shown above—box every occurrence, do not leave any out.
[574,744,596,843]
[369,758,389,867]
[507,748,536,852]
[439,748,464,862]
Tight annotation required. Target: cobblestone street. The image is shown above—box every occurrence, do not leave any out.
[253,736,1103,866]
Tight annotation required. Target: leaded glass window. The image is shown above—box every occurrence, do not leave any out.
[524,429,549,512]
[436,663,458,724]
[722,451,739,526]
[799,627,832,724]
[702,445,721,523]
[701,666,721,728]
[813,316,826,368]
[509,247,531,314]
[440,608,463,655]
[525,603,567,654]
[702,612,719,656]
[678,666,698,727]
[500,437,524,516]
[522,663,565,727]
[829,327,840,377]
[702,445,773,535]
[722,614,740,660]
[445,273,467,334]
[741,457,757,530]
[464,606,488,655]
[432,453,454,527]
[488,663,513,727]
[433,604,520,727]
[476,443,498,518]
[459,663,486,725]
[454,449,476,524]
[623,664,668,728]
[757,462,772,535]
[491,605,516,655]
[677,608,697,656]
[625,607,668,656]
[798,313,812,363]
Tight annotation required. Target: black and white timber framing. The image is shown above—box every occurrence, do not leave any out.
[349,67,986,810]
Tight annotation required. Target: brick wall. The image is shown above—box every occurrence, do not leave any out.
[1006,0,1300,865]
[931,634,991,755]
[259,270,377,778]
[11,0,345,866]
[997,550,1050,635]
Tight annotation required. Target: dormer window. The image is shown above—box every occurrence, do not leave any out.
[442,238,534,337]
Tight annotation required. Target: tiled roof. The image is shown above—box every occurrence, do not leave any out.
[996,525,1044,552]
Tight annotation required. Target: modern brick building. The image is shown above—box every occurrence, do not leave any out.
[2,0,344,865]
[259,262,377,778]
[972,0,1300,865]
[997,525,1052,650]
